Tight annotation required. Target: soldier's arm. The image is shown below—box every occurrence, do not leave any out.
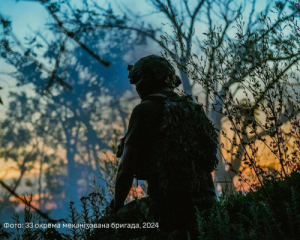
[114,145,138,211]
[113,101,155,211]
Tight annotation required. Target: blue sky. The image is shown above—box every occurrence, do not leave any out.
[0,1,49,106]
[0,0,48,39]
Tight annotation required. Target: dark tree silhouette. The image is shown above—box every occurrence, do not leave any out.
[0,0,146,216]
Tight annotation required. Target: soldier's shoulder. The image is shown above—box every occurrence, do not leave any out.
[132,97,164,118]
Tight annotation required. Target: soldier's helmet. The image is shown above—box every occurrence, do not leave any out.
[127,55,181,89]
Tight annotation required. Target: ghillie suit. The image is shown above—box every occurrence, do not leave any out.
[159,92,218,197]
[144,92,219,231]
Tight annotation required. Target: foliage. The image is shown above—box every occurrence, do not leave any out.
[197,168,300,240]
[162,0,300,189]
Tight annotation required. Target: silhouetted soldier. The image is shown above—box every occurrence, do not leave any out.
[110,55,218,238]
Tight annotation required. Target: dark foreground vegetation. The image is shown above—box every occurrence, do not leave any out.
[1,167,300,240]
[199,169,300,240]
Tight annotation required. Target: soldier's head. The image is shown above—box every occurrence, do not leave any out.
[127,55,181,99]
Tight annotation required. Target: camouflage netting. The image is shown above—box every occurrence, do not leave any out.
[158,93,219,198]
